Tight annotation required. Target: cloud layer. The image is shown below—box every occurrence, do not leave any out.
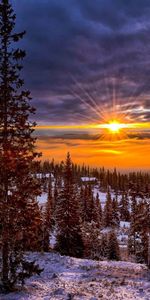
[12,0,150,125]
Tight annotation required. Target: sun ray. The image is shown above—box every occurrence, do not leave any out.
[70,74,102,115]
[69,73,113,123]
[69,88,102,120]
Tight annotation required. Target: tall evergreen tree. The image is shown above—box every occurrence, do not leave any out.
[55,153,84,258]
[0,0,42,290]
[112,197,120,227]
[128,195,138,255]
[95,193,103,227]
[43,177,53,251]
[23,199,43,251]
[79,185,86,223]
[81,221,101,259]
[107,231,120,261]
[120,192,130,221]
[103,190,113,227]
[100,234,108,258]
[91,192,102,228]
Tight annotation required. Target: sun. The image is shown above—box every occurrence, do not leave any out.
[108,121,121,133]
[107,121,123,133]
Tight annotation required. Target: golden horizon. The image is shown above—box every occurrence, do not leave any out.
[36,122,150,130]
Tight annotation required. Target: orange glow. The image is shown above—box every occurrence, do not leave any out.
[36,122,150,131]
[36,136,150,170]
[36,119,150,170]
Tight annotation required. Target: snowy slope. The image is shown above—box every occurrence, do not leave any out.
[1,252,150,300]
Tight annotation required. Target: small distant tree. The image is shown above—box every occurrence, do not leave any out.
[0,0,42,291]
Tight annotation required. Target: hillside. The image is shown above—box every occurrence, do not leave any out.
[1,252,150,300]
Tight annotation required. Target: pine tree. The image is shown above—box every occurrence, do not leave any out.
[103,190,113,227]
[120,193,130,221]
[79,185,86,223]
[135,230,148,264]
[53,180,58,211]
[107,231,120,261]
[112,198,120,227]
[100,234,108,258]
[23,200,43,251]
[55,153,84,258]
[43,177,53,251]
[128,199,150,265]
[0,0,42,290]
[92,193,102,228]
[96,193,103,227]
[128,194,138,255]
[86,185,93,222]
[81,221,101,259]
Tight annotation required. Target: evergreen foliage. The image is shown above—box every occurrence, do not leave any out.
[107,231,120,261]
[55,153,84,258]
[0,0,42,290]
[43,177,53,251]
[103,190,113,227]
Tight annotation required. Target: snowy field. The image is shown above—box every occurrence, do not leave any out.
[1,252,150,300]
[37,189,110,209]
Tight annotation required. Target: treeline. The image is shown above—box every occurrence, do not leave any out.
[32,159,150,195]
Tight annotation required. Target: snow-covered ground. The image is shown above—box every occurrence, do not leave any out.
[1,252,150,300]
[93,188,122,209]
[37,193,47,205]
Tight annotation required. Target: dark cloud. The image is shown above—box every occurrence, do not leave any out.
[11,0,150,124]
[37,132,100,140]
[36,130,150,142]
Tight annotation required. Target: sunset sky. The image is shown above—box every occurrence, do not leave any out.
[13,0,150,170]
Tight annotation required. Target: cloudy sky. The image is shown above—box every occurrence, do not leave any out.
[12,0,150,169]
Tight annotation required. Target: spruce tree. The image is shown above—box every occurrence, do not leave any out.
[92,193,102,228]
[23,199,43,251]
[120,193,130,221]
[100,234,108,258]
[81,221,101,259]
[128,194,138,255]
[112,197,120,227]
[43,177,53,251]
[85,185,93,222]
[103,190,113,227]
[96,193,103,227]
[107,231,120,261]
[55,153,84,258]
[0,0,42,290]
